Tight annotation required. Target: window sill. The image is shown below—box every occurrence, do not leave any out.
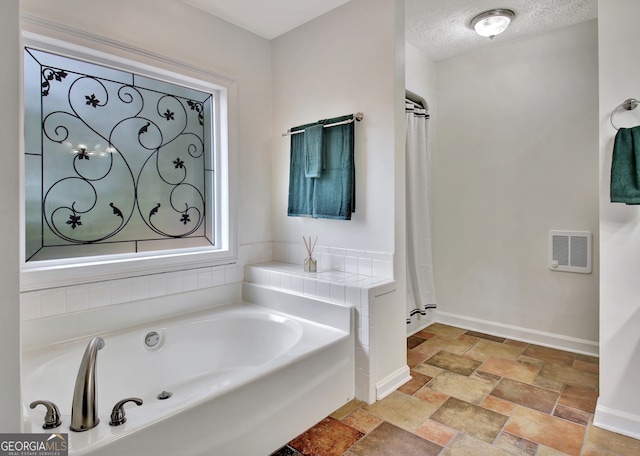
[21,247,236,292]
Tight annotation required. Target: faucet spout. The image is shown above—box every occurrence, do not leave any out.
[70,336,105,432]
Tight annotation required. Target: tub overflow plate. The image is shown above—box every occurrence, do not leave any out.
[144,331,160,348]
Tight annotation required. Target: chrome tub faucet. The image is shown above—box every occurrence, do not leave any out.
[70,336,105,432]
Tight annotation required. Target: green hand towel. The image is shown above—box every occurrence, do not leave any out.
[304,124,324,178]
[288,125,315,217]
[611,126,640,204]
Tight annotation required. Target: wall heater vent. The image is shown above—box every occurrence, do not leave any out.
[548,230,592,274]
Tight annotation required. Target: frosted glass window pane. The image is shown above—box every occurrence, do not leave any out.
[24,47,215,262]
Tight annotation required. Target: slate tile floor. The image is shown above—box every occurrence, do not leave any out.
[270,323,640,456]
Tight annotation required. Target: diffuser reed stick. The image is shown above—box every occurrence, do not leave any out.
[303,236,318,272]
[303,236,317,259]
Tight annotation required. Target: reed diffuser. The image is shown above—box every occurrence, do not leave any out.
[303,236,317,272]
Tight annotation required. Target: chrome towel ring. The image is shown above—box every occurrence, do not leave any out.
[610,98,640,130]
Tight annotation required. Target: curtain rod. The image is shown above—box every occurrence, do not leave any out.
[282,112,364,136]
[406,89,429,114]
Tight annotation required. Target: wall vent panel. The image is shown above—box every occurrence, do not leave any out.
[549,230,592,274]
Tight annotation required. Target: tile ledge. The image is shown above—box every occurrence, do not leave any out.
[246,261,394,290]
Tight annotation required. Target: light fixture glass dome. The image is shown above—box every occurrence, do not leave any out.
[471,9,515,39]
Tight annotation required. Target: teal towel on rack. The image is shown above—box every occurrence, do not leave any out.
[304,124,324,178]
[288,124,315,217]
[611,126,640,204]
[312,115,355,220]
[287,114,356,220]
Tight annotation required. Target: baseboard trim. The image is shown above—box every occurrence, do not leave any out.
[407,313,437,337]
[376,365,411,401]
[435,311,599,357]
[594,402,640,440]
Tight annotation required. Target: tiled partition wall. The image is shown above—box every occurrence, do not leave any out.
[272,240,398,402]
[273,241,394,280]
[245,246,397,404]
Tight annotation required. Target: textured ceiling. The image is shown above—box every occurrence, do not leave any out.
[180,0,597,61]
[406,0,598,61]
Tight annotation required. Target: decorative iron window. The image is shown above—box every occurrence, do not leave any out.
[23,45,218,263]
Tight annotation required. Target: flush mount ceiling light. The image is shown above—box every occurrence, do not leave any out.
[471,9,515,39]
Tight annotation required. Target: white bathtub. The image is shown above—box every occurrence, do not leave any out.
[22,284,354,455]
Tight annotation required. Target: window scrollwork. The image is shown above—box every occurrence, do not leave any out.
[24,46,216,262]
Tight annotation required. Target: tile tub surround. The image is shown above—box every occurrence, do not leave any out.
[20,242,273,350]
[272,241,394,280]
[244,261,397,403]
[271,324,640,456]
[21,241,392,323]
[20,242,273,322]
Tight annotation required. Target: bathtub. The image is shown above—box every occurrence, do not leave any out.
[22,283,354,455]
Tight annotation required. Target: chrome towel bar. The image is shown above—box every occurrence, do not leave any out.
[282,112,363,136]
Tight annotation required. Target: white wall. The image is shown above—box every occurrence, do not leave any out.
[20,0,273,248]
[434,21,599,350]
[405,40,436,177]
[0,0,22,432]
[271,0,402,256]
[596,0,640,439]
[406,41,437,119]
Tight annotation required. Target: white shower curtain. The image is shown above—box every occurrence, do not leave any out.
[406,98,436,324]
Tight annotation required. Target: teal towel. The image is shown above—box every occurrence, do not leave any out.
[287,125,315,217]
[288,114,356,220]
[312,115,355,220]
[304,124,324,178]
[611,126,640,204]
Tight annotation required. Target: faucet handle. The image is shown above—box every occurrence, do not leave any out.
[109,397,143,426]
[30,400,62,429]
